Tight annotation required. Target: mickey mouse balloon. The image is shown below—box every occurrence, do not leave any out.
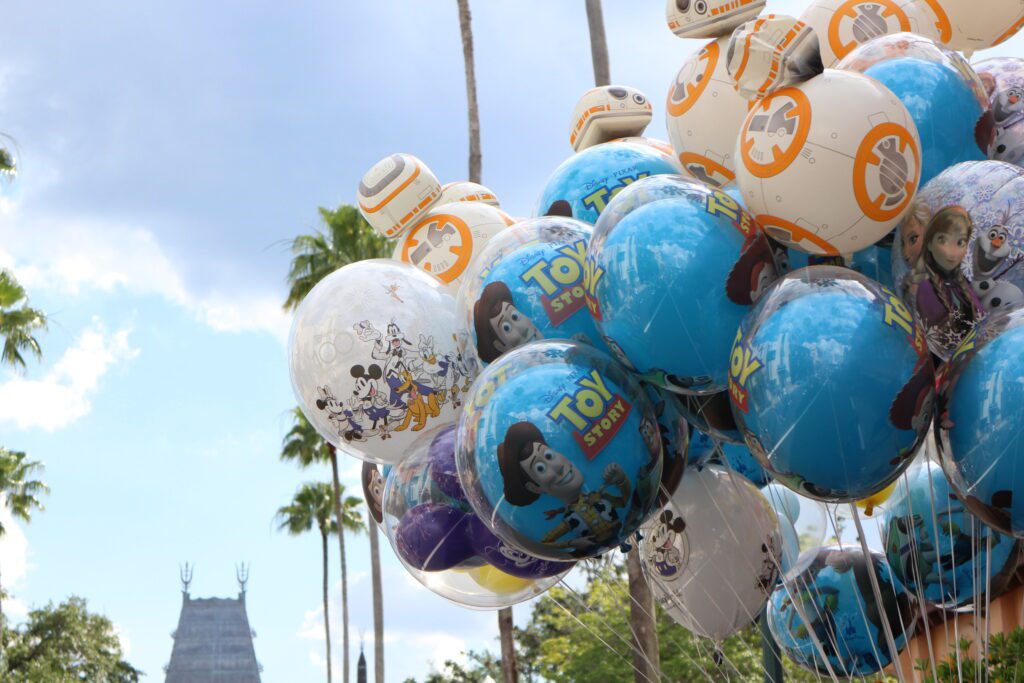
[289,260,472,465]
[456,340,662,561]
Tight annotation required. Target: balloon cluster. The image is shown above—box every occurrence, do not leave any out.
[285,0,1024,674]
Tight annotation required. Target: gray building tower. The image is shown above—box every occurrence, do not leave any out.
[164,563,262,683]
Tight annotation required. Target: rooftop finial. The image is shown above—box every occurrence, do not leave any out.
[236,562,250,594]
[180,562,194,595]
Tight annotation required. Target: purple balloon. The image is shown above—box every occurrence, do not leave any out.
[427,425,467,504]
[395,503,476,572]
[466,515,575,579]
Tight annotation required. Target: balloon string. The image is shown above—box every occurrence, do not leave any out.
[871,511,918,683]
[984,531,993,671]
[898,467,939,680]
[922,445,955,666]
[849,504,907,683]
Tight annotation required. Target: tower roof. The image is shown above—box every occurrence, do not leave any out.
[165,593,261,683]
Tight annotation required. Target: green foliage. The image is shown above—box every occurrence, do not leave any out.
[0,447,47,538]
[335,483,366,535]
[917,630,1024,682]
[280,407,332,468]
[0,147,13,177]
[283,204,391,311]
[5,597,141,682]
[0,269,46,369]
[276,482,337,538]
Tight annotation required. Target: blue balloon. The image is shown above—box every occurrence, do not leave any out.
[937,308,1024,537]
[587,175,784,394]
[732,267,934,502]
[883,460,1021,609]
[786,243,895,289]
[644,385,688,503]
[677,390,744,444]
[686,428,717,470]
[768,547,915,676]
[536,141,680,224]
[863,58,985,188]
[717,441,771,487]
[457,340,662,560]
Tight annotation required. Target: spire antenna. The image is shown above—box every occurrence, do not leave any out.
[179,562,194,595]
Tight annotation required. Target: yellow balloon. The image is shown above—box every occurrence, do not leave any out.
[468,565,533,594]
[857,482,896,517]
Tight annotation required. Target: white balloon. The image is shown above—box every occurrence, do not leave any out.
[356,153,442,239]
[799,0,940,67]
[640,466,783,641]
[288,260,472,465]
[569,85,653,152]
[917,0,1024,54]
[665,0,766,39]
[437,181,501,209]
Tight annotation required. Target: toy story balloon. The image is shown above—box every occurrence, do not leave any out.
[456,340,662,561]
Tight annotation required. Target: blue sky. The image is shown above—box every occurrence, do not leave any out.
[2,1,1024,681]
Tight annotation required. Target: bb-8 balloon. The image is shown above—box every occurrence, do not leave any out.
[569,85,653,152]
[916,0,1024,54]
[666,36,750,188]
[438,181,501,208]
[799,0,939,67]
[393,202,511,293]
[357,153,442,239]
[734,69,922,255]
[666,0,767,39]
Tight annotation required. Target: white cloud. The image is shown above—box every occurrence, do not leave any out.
[0,503,31,623]
[0,317,139,430]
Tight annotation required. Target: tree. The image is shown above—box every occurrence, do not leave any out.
[277,483,338,683]
[334,483,366,683]
[5,596,141,682]
[917,632,1024,682]
[0,270,46,370]
[456,0,481,184]
[284,206,390,683]
[585,0,611,87]
[0,448,47,669]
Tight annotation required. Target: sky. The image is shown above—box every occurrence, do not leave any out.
[2,1,1024,681]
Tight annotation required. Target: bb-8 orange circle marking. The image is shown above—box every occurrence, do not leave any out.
[667,40,719,118]
[739,86,812,179]
[918,0,952,44]
[680,153,736,185]
[994,13,1024,48]
[756,214,840,255]
[828,0,911,62]
[853,122,920,223]
[399,213,473,284]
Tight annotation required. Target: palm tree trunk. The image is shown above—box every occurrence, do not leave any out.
[456,0,482,183]
[498,607,517,683]
[322,530,333,683]
[368,517,385,683]
[626,547,659,682]
[328,446,350,683]
[0,562,5,673]
[585,0,611,87]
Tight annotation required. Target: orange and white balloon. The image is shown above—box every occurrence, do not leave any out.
[569,85,653,152]
[915,0,1024,54]
[734,69,922,255]
[357,153,441,239]
[665,0,766,39]
[799,0,939,67]
[727,15,823,101]
[438,181,501,209]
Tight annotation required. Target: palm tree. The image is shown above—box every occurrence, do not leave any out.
[0,134,15,179]
[0,449,47,669]
[277,483,337,683]
[585,0,611,86]
[333,484,365,683]
[0,270,46,370]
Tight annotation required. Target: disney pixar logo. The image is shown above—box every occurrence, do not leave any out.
[728,327,762,413]
[581,172,650,214]
[520,240,588,327]
[547,370,631,459]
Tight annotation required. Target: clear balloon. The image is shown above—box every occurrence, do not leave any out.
[644,384,689,504]
[289,260,471,465]
[383,425,571,609]
[587,174,784,394]
[767,546,916,676]
[883,460,1021,609]
[975,57,1024,168]
[456,340,662,561]
[731,266,934,502]
[535,141,679,224]
[936,306,1024,538]
[640,465,783,641]
[838,32,987,188]
[763,483,830,553]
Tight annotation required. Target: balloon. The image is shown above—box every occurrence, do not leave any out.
[383,425,569,608]
[735,69,922,256]
[586,174,784,394]
[437,181,501,208]
[717,440,771,487]
[392,202,511,294]
[763,483,830,553]
[289,260,471,465]
[666,36,749,188]
[357,153,442,239]
[856,481,896,517]
[767,546,916,676]
[456,340,662,561]
[891,160,1024,359]
[883,460,1022,609]
[665,0,766,39]
[937,307,1024,538]
[362,462,385,525]
[726,15,824,101]
[677,390,744,444]
[839,33,986,188]
[915,0,1024,54]
[640,465,783,641]
[645,385,689,503]
[731,266,934,502]
[455,217,605,370]
[536,140,679,224]
[975,57,1024,168]
[799,0,939,68]
[686,428,718,470]
[569,85,652,152]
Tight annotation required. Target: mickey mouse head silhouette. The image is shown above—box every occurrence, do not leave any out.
[350,364,384,400]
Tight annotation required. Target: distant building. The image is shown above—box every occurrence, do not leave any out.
[357,644,367,683]
[164,563,262,683]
